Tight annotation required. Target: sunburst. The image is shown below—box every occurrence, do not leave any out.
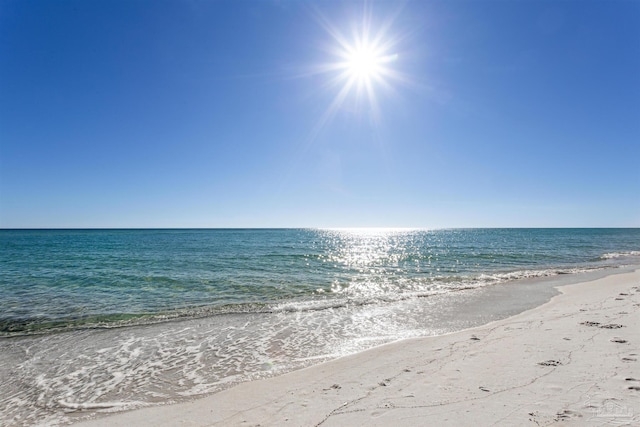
[306,6,405,136]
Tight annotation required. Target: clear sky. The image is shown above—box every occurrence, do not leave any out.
[1,0,639,228]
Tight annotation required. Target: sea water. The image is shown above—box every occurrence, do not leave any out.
[1,228,639,425]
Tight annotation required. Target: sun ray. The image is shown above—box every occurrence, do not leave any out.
[275,5,413,194]
[274,0,418,186]
[307,4,407,126]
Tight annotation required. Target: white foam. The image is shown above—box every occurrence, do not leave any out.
[57,400,140,410]
[600,251,640,260]
[1,264,629,426]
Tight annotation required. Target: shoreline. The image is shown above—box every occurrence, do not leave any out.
[76,267,640,426]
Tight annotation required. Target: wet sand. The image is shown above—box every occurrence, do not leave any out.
[76,269,640,426]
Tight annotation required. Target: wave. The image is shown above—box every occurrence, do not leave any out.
[0,264,621,338]
[476,266,603,282]
[599,251,640,260]
[0,303,270,338]
[56,400,146,411]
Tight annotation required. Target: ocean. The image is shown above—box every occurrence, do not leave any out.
[1,228,639,425]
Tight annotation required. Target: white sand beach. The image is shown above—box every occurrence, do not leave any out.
[77,269,640,426]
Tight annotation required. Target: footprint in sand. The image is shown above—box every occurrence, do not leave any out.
[580,321,600,327]
[379,378,392,387]
[323,384,341,391]
[599,324,625,329]
[555,409,582,420]
[580,322,625,329]
[538,360,562,366]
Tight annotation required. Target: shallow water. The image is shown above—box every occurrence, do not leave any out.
[1,228,639,425]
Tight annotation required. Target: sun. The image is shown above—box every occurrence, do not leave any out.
[309,7,404,123]
[345,45,384,82]
[298,5,410,142]
[332,29,398,99]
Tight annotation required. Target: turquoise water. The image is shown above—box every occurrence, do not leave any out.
[2,228,639,335]
[1,228,639,425]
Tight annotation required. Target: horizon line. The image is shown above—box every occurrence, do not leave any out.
[1,227,638,231]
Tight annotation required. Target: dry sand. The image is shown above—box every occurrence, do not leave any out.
[77,269,640,426]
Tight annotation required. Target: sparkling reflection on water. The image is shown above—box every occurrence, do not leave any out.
[1,228,639,425]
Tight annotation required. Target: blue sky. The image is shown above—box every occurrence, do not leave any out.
[1,0,639,228]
